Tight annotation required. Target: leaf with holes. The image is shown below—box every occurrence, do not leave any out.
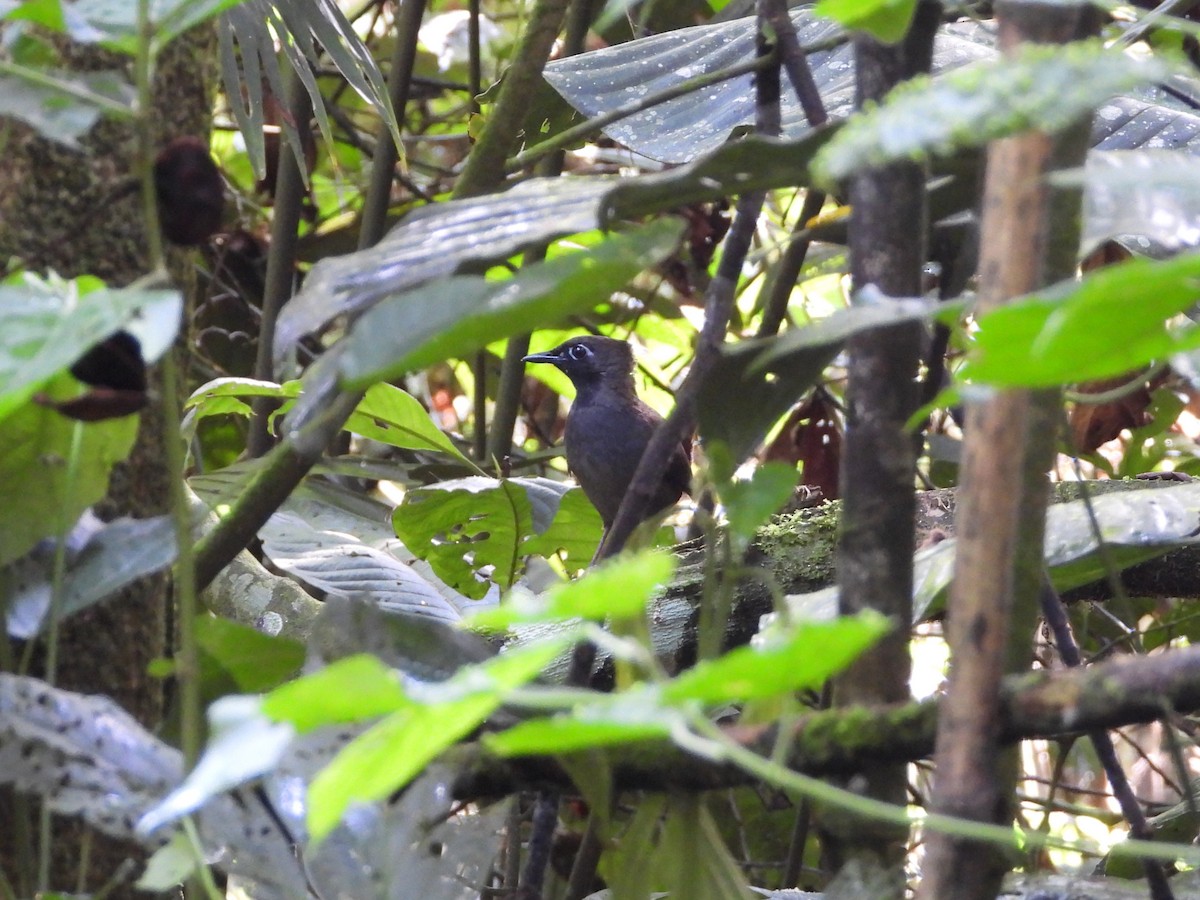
[392,476,580,600]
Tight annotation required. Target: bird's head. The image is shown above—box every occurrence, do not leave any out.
[523,336,635,394]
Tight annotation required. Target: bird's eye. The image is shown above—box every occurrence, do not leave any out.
[567,344,591,361]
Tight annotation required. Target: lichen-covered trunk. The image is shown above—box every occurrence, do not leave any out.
[821,3,939,890]
[0,30,213,898]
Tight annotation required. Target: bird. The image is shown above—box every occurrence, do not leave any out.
[523,336,691,534]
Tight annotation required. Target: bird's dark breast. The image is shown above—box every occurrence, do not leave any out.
[564,399,689,526]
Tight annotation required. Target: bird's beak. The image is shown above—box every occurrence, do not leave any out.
[522,350,561,365]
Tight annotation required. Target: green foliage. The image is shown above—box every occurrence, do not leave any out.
[0,273,179,424]
[339,218,686,388]
[184,378,474,465]
[193,614,304,693]
[486,611,888,756]
[967,253,1200,387]
[469,550,676,629]
[393,476,599,599]
[0,372,138,566]
[264,638,574,842]
[815,0,917,44]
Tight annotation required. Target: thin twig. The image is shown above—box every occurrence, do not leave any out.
[1039,579,1174,900]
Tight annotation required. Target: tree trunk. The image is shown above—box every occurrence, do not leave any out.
[0,29,214,898]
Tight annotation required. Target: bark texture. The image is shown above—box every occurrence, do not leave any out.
[0,29,214,898]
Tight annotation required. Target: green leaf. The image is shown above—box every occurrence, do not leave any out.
[393,476,585,600]
[305,636,570,842]
[698,296,949,462]
[0,63,134,144]
[262,654,410,732]
[346,383,474,466]
[469,551,676,629]
[718,460,798,543]
[0,274,179,424]
[520,487,605,568]
[194,614,304,693]
[339,218,685,388]
[812,41,1166,185]
[393,477,533,599]
[662,611,890,704]
[0,372,138,567]
[967,253,1200,387]
[815,0,917,44]
[69,0,249,54]
[183,378,472,466]
[137,832,201,891]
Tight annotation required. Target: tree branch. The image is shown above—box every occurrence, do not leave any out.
[452,644,1200,800]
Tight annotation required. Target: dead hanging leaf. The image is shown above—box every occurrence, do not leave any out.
[657,201,731,303]
[35,388,147,422]
[764,389,842,499]
[1068,368,1167,453]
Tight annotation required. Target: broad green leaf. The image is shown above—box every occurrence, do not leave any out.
[194,614,304,693]
[276,178,615,354]
[812,41,1166,186]
[967,253,1200,387]
[263,654,410,732]
[338,219,685,388]
[71,0,249,53]
[305,636,570,842]
[718,460,798,543]
[0,373,138,567]
[0,64,133,144]
[661,611,890,704]
[469,551,675,629]
[520,487,605,567]
[394,476,579,599]
[0,275,179,424]
[815,0,917,44]
[183,378,471,466]
[346,383,473,465]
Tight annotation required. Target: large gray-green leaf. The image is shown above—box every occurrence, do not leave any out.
[260,510,465,622]
[275,177,616,354]
[0,671,495,900]
[786,482,1200,623]
[275,129,834,354]
[542,13,994,163]
[338,218,685,388]
[1077,150,1200,257]
[0,65,133,145]
[6,514,177,639]
[543,9,847,164]
[813,41,1167,185]
[546,13,1200,168]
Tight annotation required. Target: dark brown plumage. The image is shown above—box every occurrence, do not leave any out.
[523,336,691,528]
